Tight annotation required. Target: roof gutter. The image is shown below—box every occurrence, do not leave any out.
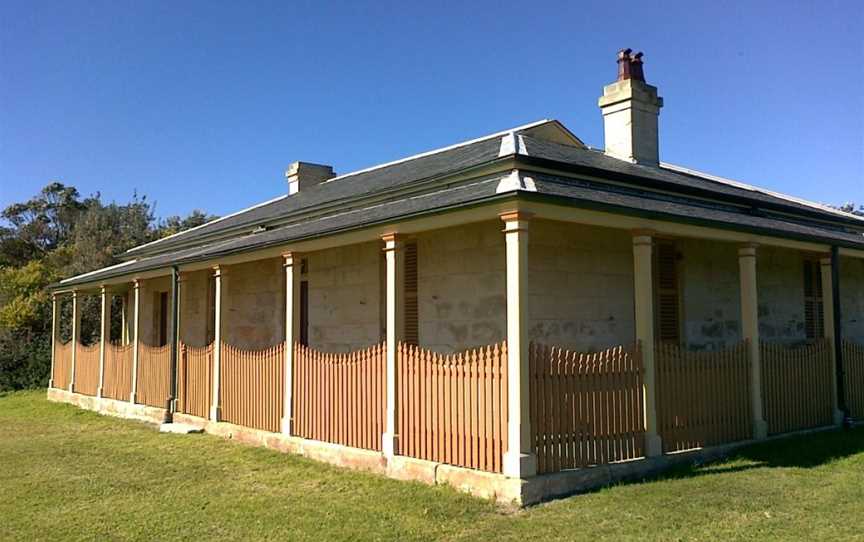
[48,189,864,292]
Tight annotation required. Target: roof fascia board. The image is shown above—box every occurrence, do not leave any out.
[51,185,864,291]
[515,154,864,229]
[518,191,847,252]
[839,247,864,260]
[125,120,556,257]
[661,162,864,224]
[127,157,521,259]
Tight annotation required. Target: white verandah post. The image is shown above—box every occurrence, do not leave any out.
[632,232,663,457]
[130,280,141,403]
[210,265,225,422]
[69,290,81,392]
[738,244,768,439]
[281,252,300,436]
[382,233,403,458]
[97,286,109,398]
[500,211,537,478]
[820,256,845,425]
[49,294,60,389]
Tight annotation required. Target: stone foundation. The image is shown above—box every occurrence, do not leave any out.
[46,388,167,425]
[46,388,840,506]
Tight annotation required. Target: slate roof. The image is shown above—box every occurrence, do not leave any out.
[56,120,864,289]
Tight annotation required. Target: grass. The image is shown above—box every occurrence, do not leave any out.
[1,391,863,541]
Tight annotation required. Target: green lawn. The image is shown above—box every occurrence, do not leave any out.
[1,391,863,541]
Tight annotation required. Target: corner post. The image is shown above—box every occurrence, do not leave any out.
[739,244,768,439]
[69,290,81,392]
[281,252,300,435]
[167,267,181,420]
[830,246,849,425]
[500,211,537,478]
[382,233,403,458]
[97,286,109,398]
[49,294,59,388]
[210,265,225,422]
[130,280,141,403]
[821,256,845,425]
[632,231,663,456]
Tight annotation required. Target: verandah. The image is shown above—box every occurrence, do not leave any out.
[48,217,864,480]
[51,332,864,475]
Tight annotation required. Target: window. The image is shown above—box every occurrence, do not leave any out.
[403,241,419,346]
[803,258,824,340]
[654,241,681,344]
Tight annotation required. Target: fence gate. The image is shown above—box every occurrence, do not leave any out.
[177,343,214,419]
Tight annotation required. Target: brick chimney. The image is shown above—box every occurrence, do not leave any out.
[285,161,335,195]
[598,49,663,165]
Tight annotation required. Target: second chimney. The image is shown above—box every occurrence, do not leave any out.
[285,161,336,195]
[597,49,664,166]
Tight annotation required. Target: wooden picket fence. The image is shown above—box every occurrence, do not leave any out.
[221,342,284,432]
[398,342,508,473]
[843,340,864,420]
[530,343,644,474]
[102,342,133,401]
[761,339,834,435]
[52,340,73,389]
[178,343,214,419]
[73,343,100,396]
[293,342,386,451]
[136,342,170,408]
[656,342,752,452]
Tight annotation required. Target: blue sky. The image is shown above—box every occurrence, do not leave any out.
[1,0,862,219]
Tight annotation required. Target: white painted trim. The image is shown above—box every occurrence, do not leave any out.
[124,121,555,257]
[661,162,864,224]
[59,260,138,284]
[496,170,536,193]
[324,120,553,184]
[126,194,290,255]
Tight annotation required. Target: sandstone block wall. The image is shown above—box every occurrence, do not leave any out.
[527,220,635,352]
[180,269,212,347]
[138,276,171,346]
[223,258,284,350]
[841,256,864,343]
[416,221,506,353]
[306,241,382,352]
[678,238,742,350]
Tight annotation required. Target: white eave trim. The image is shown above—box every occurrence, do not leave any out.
[324,119,552,184]
[125,193,289,255]
[59,259,139,284]
[661,162,864,224]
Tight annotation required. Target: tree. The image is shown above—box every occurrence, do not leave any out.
[0,182,84,266]
[158,210,217,238]
[836,202,864,217]
[0,182,216,391]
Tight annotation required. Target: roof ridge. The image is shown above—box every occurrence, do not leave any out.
[323,119,553,184]
[126,120,555,256]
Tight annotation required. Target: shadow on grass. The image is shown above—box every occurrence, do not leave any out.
[655,426,864,483]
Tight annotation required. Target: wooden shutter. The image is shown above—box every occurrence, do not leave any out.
[158,292,169,346]
[403,241,419,346]
[300,280,309,346]
[655,241,681,344]
[206,277,216,344]
[803,259,824,340]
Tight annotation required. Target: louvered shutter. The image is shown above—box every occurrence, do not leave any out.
[655,242,681,344]
[803,259,824,340]
[403,241,419,346]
